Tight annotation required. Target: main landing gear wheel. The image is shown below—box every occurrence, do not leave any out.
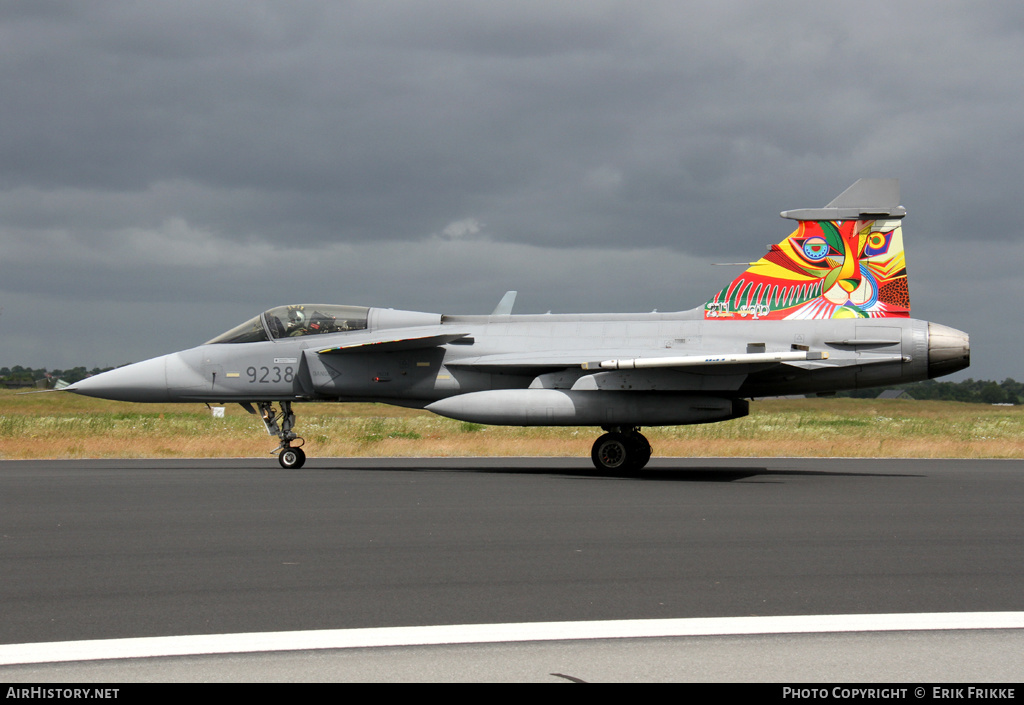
[279,446,306,469]
[592,433,629,470]
[627,431,652,469]
[591,428,652,472]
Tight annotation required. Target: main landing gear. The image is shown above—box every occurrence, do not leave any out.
[257,401,306,469]
[591,426,651,472]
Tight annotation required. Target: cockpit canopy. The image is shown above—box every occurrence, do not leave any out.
[205,304,369,344]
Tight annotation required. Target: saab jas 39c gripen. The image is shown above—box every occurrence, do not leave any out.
[69,179,969,470]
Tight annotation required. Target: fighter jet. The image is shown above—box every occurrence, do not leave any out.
[69,179,969,470]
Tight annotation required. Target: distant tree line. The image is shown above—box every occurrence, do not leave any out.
[838,378,1022,404]
[1,366,116,388]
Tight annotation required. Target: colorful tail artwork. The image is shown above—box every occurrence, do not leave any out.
[704,179,910,321]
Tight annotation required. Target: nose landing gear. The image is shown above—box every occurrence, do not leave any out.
[257,401,306,469]
[591,426,651,472]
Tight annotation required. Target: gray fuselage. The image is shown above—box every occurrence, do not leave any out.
[69,305,969,428]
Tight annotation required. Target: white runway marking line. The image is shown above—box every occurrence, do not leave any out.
[2,612,1023,666]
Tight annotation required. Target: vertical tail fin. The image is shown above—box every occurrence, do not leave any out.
[704,179,910,320]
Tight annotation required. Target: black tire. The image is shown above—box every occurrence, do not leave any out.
[625,432,652,470]
[591,433,630,471]
[279,447,306,469]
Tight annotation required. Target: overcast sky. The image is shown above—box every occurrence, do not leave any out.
[1,1,1020,381]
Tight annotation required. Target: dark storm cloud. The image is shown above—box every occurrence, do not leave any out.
[1,1,1022,377]
[6,1,1022,245]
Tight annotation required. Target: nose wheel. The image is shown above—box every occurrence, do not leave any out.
[591,427,651,472]
[279,446,306,469]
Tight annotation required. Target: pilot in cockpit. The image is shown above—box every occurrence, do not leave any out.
[285,307,307,336]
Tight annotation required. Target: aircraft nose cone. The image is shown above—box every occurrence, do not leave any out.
[67,353,202,402]
[927,322,970,378]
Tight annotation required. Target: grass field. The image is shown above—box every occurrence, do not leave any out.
[2,388,1023,460]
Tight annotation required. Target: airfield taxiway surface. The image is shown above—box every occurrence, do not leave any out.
[1,456,1022,681]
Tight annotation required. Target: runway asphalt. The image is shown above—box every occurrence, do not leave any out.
[1,456,1022,681]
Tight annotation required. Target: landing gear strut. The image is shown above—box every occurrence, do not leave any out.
[257,401,306,469]
[591,426,651,472]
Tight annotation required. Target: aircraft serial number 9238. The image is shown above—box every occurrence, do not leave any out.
[69,180,969,470]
